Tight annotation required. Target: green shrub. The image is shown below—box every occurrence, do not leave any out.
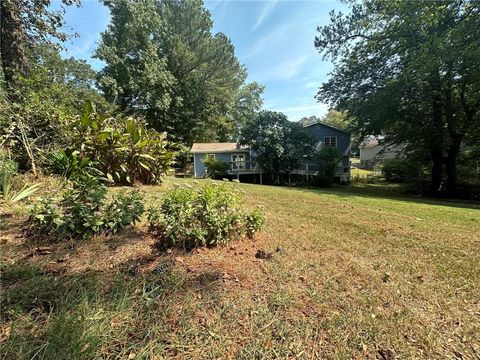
[312,147,342,187]
[203,157,230,179]
[350,173,380,184]
[44,149,93,179]
[382,158,412,183]
[69,101,176,185]
[244,208,265,239]
[28,175,144,240]
[104,190,145,234]
[0,157,18,177]
[147,181,264,250]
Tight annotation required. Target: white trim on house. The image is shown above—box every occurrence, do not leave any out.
[193,155,196,177]
[231,153,246,170]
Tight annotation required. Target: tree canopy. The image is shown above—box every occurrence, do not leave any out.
[239,111,314,183]
[96,0,256,144]
[315,0,480,195]
[0,0,79,87]
[299,110,349,130]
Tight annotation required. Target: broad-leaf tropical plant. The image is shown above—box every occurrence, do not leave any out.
[73,101,176,185]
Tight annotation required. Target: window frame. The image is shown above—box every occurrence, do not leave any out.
[231,153,246,170]
[324,136,337,148]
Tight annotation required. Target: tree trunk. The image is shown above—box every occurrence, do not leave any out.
[0,0,28,87]
[430,149,442,193]
[429,93,444,195]
[446,137,461,196]
[17,116,37,176]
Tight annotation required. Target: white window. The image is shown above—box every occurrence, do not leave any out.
[231,153,245,170]
[324,136,337,148]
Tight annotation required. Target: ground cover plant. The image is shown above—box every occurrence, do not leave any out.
[1,178,479,359]
[28,175,144,240]
[147,181,264,250]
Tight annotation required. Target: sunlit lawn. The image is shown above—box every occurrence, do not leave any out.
[1,178,479,359]
[351,167,374,178]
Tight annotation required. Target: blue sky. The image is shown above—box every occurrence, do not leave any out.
[59,0,348,121]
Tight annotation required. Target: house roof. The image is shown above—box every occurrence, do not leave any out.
[360,136,385,149]
[191,142,250,153]
[303,121,350,134]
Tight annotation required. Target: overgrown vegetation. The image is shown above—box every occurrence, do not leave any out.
[28,175,144,240]
[44,149,93,180]
[203,157,230,179]
[69,101,175,185]
[147,181,264,250]
[312,147,342,187]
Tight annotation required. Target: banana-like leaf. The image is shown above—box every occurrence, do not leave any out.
[9,183,42,203]
[139,161,151,171]
[80,100,95,128]
[125,119,140,144]
[97,130,112,142]
[139,154,156,161]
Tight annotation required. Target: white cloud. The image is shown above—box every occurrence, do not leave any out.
[258,53,312,81]
[242,24,289,60]
[252,0,279,31]
[64,33,97,59]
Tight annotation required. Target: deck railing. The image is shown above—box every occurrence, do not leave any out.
[227,161,261,173]
[291,162,350,176]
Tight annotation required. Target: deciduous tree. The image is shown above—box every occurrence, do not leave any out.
[239,111,314,183]
[0,0,79,88]
[315,0,480,195]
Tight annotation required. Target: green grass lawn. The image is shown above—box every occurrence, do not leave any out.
[1,179,479,359]
[351,167,374,178]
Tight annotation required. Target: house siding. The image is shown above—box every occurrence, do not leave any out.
[360,144,402,164]
[193,151,250,177]
[304,123,351,182]
[304,123,350,154]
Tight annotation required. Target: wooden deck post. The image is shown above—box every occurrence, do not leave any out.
[260,172,263,185]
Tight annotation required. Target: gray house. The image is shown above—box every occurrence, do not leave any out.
[191,142,262,180]
[300,121,351,183]
[191,122,351,183]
